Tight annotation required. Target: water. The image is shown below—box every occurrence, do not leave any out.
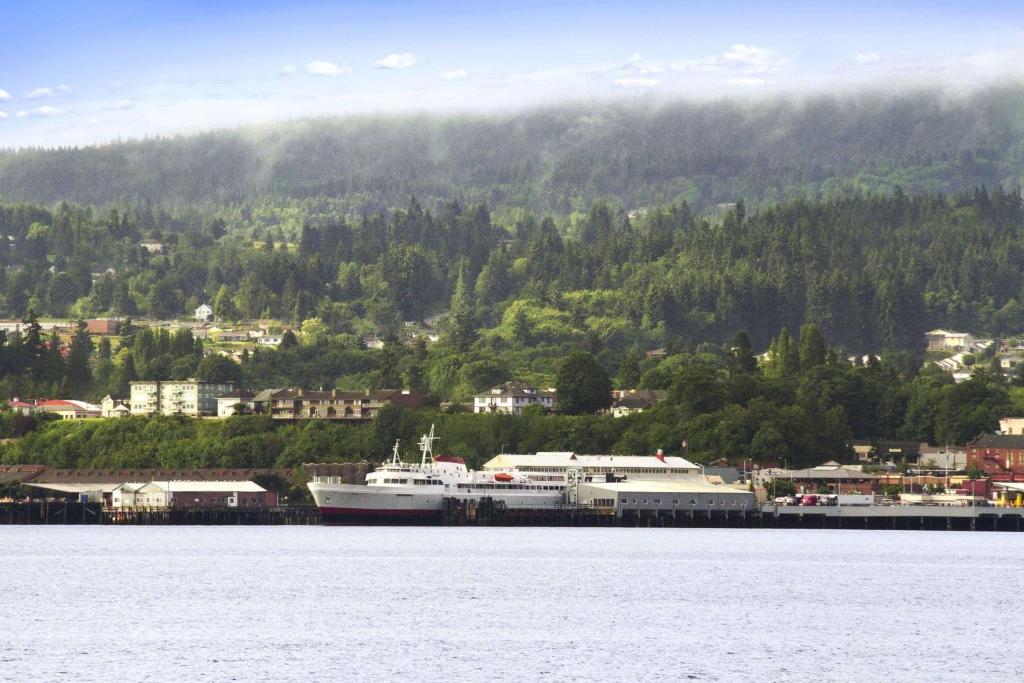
[2,527,1023,681]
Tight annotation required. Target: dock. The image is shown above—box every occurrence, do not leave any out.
[0,501,321,525]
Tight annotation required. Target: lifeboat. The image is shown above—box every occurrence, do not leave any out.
[493,472,515,482]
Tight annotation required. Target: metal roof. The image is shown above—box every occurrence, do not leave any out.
[969,433,1024,448]
[780,464,882,480]
[137,480,267,493]
[581,479,750,494]
[27,482,125,494]
[484,452,700,471]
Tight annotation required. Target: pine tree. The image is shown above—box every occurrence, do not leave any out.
[446,264,477,352]
[798,323,827,371]
[64,321,93,397]
[728,330,758,376]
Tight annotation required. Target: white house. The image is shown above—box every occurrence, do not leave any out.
[100,395,130,418]
[473,381,556,415]
[194,303,214,322]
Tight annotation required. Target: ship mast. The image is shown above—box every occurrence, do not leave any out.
[419,423,438,467]
[390,439,401,465]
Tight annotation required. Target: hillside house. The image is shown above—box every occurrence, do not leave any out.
[610,389,668,417]
[194,303,214,322]
[473,381,556,415]
[100,395,130,418]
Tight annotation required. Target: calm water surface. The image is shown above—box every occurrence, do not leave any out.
[3,527,1023,681]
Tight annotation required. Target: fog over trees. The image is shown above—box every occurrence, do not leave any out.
[2,85,1023,212]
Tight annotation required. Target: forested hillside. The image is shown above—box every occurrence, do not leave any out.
[2,86,1023,212]
[2,189,1024,369]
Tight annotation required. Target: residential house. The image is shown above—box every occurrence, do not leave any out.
[258,335,283,347]
[362,334,386,350]
[6,399,36,415]
[140,241,164,254]
[216,389,261,417]
[194,303,214,322]
[269,388,425,420]
[473,381,556,415]
[609,389,668,417]
[100,395,130,418]
[129,379,234,416]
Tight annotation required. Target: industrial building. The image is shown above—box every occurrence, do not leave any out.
[110,481,275,509]
[568,478,756,517]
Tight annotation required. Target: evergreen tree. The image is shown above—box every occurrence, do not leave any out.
[728,330,758,376]
[63,321,93,397]
[798,323,827,371]
[555,350,612,415]
[446,264,477,352]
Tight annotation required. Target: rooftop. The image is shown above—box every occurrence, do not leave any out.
[484,452,700,471]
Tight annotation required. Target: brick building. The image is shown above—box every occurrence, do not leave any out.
[966,433,1024,480]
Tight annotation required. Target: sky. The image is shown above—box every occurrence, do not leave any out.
[1,0,1023,148]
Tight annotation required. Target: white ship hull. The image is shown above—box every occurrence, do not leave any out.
[308,482,445,524]
[308,481,565,525]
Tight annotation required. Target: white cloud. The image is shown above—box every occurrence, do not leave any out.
[721,44,785,74]
[0,111,7,120]
[101,100,135,111]
[374,53,423,69]
[0,88,10,101]
[614,77,660,88]
[305,60,353,76]
[727,77,766,87]
[855,52,882,65]
[279,64,297,76]
[28,84,70,99]
[15,106,65,118]
[439,69,468,81]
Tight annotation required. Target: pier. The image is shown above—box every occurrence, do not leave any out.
[0,501,321,525]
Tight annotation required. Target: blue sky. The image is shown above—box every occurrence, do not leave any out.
[1,0,1023,147]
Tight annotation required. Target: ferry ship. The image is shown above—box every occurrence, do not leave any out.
[307,426,565,524]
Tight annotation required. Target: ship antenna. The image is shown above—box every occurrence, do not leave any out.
[419,423,438,467]
[391,439,401,465]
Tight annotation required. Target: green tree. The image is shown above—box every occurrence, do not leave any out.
[555,350,612,415]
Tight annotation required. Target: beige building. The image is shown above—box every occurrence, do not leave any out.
[1000,417,1024,435]
[130,379,234,416]
[269,388,425,420]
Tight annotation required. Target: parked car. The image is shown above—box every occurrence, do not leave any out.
[800,494,819,506]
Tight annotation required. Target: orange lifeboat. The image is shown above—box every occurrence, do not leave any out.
[493,472,514,482]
